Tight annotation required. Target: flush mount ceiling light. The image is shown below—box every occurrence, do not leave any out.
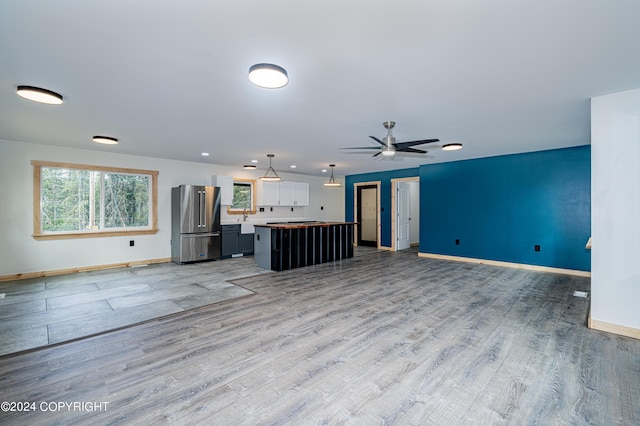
[324,164,342,187]
[442,143,463,151]
[92,136,118,145]
[16,85,63,105]
[260,154,281,181]
[244,164,257,169]
[248,63,288,89]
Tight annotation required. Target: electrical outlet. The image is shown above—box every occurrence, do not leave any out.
[534,245,540,252]
[130,240,135,247]
[455,239,460,245]
[259,207,264,212]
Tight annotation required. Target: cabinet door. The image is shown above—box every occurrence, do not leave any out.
[278,182,295,206]
[212,175,234,205]
[240,233,254,254]
[293,182,309,206]
[221,225,240,256]
[258,181,280,206]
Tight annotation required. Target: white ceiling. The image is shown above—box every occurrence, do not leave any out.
[1,1,639,177]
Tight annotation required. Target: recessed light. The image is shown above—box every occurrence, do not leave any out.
[201,152,210,156]
[92,136,118,145]
[290,165,296,169]
[244,164,257,169]
[251,159,258,163]
[321,169,327,173]
[248,63,288,89]
[442,143,463,151]
[17,85,63,105]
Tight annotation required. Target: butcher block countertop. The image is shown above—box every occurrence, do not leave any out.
[254,221,356,229]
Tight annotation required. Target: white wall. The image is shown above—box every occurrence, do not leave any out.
[591,88,640,331]
[0,139,344,277]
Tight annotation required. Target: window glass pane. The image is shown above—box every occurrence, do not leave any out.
[41,167,97,232]
[103,173,150,228]
[231,182,251,210]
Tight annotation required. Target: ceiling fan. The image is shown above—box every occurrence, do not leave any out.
[342,121,439,157]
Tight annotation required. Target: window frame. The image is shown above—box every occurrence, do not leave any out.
[226,178,257,216]
[32,160,158,240]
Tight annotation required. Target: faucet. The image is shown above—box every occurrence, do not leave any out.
[243,206,248,222]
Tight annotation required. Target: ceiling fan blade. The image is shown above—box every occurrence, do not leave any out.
[341,147,380,150]
[394,138,439,150]
[398,147,427,154]
[369,136,385,145]
[372,152,381,157]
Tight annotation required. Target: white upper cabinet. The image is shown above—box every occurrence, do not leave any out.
[291,182,309,206]
[257,181,280,206]
[257,181,309,206]
[211,175,234,205]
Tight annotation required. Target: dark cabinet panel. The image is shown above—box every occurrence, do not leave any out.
[222,225,253,258]
[239,233,254,254]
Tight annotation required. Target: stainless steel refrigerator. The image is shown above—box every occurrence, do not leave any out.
[171,185,222,263]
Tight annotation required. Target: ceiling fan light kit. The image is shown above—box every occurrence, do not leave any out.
[248,63,288,89]
[16,85,64,105]
[324,164,341,187]
[261,154,282,181]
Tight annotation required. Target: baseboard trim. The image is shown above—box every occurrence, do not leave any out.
[0,258,172,282]
[417,252,591,277]
[589,318,640,340]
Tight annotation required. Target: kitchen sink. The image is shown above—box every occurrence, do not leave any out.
[240,222,255,234]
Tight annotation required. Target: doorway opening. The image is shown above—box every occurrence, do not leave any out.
[355,183,379,247]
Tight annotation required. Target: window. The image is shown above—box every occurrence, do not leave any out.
[32,161,158,240]
[227,178,256,215]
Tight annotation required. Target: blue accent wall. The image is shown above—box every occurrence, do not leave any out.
[345,168,418,247]
[420,146,591,271]
[345,145,591,271]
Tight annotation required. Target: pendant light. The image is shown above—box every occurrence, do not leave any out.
[261,154,281,181]
[324,164,341,187]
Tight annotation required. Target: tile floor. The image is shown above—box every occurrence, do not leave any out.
[0,256,271,356]
[0,246,383,357]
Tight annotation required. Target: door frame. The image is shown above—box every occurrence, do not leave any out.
[353,181,381,248]
[391,177,419,251]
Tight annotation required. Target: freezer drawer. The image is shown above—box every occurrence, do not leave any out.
[175,233,221,263]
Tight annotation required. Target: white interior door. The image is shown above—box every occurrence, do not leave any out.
[396,182,411,250]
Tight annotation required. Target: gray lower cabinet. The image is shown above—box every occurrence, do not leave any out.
[221,225,254,258]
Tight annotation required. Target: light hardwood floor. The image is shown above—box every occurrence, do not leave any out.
[0,249,638,425]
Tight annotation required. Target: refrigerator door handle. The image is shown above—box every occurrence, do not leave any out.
[202,190,206,229]
[199,190,204,228]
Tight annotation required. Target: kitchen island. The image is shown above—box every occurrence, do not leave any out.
[254,222,355,271]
